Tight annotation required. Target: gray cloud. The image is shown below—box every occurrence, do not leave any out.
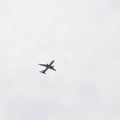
[0,0,120,120]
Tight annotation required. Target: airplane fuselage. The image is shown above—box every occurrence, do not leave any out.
[38,60,56,74]
[46,64,54,69]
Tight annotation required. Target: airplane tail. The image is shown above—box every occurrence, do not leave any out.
[51,67,56,71]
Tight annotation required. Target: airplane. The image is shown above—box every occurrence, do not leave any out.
[38,60,56,74]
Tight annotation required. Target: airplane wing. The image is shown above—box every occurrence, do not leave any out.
[49,60,54,66]
[38,64,47,67]
[40,67,48,74]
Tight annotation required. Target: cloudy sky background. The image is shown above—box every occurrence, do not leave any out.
[0,0,120,119]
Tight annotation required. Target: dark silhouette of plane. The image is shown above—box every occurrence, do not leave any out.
[38,60,56,74]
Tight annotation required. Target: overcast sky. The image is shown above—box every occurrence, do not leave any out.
[0,0,120,120]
